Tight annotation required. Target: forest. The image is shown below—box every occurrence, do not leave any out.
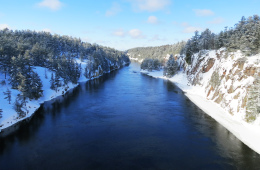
[130,15,260,122]
[129,15,260,75]
[0,29,130,117]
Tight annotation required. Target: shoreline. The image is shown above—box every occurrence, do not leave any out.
[0,64,127,134]
[141,69,260,155]
[0,82,80,134]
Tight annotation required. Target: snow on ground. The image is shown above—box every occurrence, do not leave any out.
[141,69,260,155]
[129,57,143,63]
[0,60,89,132]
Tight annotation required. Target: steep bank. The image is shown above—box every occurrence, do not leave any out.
[0,29,130,132]
[140,48,260,154]
[0,60,130,132]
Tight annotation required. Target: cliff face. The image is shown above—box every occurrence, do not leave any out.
[177,48,260,123]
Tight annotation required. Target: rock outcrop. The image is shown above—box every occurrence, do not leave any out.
[177,48,260,122]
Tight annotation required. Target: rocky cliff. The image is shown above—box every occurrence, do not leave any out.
[177,48,260,123]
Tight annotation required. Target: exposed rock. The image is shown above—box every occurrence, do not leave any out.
[241,95,248,108]
[214,92,224,104]
[178,49,258,123]
[234,92,240,99]
[227,85,234,94]
[207,86,214,97]
[212,89,219,100]
[202,58,215,73]
[244,67,256,76]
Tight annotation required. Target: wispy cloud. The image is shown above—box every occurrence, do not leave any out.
[128,0,171,12]
[106,2,122,17]
[112,29,126,37]
[37,0,63,11]
[0,24,10,30]
[129,29,146,39]
[149,35,167,41]
[147,16,159,24]
[183,26,202,33]
[180,22,202,33]
[208,17,224,24]
[193,9,214,17]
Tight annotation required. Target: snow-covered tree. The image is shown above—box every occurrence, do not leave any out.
[163,55,178,78]
[13,94,27,118]
[3,88,11,104]
[246,73,260,122]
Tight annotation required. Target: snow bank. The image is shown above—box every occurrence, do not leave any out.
[0,60,89,132]
[0,58,129,132]
[141,53,260,155]
[129,57,143,63]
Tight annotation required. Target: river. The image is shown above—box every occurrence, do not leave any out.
[0,62,260,169]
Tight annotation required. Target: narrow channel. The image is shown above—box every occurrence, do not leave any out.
[0,62,260,169]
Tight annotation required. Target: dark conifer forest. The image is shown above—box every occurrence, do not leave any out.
[0,29,130,101]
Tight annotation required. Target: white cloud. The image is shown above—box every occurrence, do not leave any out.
[113,29,126,37]
[180,22,202,33]
[208,17,224,24]
[129,29,145,39]
[183,26,202,33]
[181,22,189,27]
[147,16,159,24]
[106,2,122,17]
[150,35,166,41]
[37,0,63,11]
[193,9,214,17]
[0,24,10,30]
[129,0,171,12]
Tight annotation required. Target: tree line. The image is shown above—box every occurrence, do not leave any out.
[0,29,130,117]
[182,15,260,64]
[130,15,260,76]
[132,15,260,122]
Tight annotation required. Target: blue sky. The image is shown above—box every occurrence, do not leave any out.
[0,0,260,50]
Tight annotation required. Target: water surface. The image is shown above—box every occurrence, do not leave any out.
[0,62,260,169]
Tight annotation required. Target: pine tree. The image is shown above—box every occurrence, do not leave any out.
[246,73,260,122]
[0,55,11,79]
[54,73,61,90]
[30,72,43,99]
[0,108,2,118]
[3,88,11,104]
[50,73,55,90]
[13,94,27,117]
[45,68,48,79]
[163,55,178,78]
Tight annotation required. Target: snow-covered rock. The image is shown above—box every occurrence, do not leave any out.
[141,48,260,154]
[178,48,260,123]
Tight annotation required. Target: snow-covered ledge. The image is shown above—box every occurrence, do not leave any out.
[141,69,260,155]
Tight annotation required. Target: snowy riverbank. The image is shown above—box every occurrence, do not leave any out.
[141,69,260,155]
[0,62,87,132]
[0,59,94,132]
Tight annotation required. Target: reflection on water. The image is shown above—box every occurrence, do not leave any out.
[0,62,260,170]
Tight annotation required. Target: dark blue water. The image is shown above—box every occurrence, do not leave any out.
[0,62,260,170]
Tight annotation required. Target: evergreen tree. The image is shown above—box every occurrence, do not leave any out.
[163,55,179,78]
[3,88,11,104]
[30,72,43,99]
[246,74,260,122]
[13,94,27,117]
[0,108,2,118]
[50,73,55,90]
